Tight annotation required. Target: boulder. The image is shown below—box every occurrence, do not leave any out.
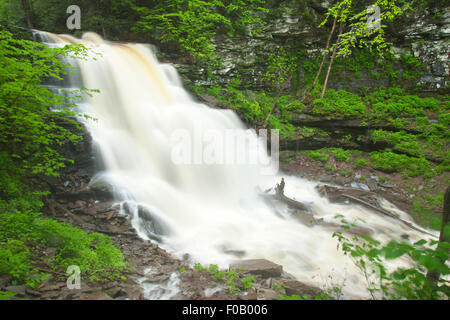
[279,279,322,298]
[256,288,281,300]
[5,285,26,297]
[230,259,283,278]
[79,292,113,300]
[198,94,221,108]
[137,205,171,238]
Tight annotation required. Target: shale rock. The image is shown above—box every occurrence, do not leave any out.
[230,259,283,278]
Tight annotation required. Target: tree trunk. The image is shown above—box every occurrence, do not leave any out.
[426,185,450,285]
[311,16,337,91]
[21,0,33,29]
[320,21,343,99]
[262,75,293,128]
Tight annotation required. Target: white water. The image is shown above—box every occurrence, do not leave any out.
[36,31,438,299]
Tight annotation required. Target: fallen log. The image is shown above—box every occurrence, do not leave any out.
[316,185,437,237]
[275,193,311,212]
[275,177,311,211]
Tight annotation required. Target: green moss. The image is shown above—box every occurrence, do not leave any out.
[326,148,361,162]
[370,152,434,178]
[367,88,442,119]
[312,89,366,118]
[356,158,367,168]
[308,150,330,163]
[0,208,127,287]
[370,130,421,156]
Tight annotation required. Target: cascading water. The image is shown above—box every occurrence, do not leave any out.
[36,31,438,299]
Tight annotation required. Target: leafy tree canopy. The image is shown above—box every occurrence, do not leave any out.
[0,29,95,200]
[133,0,267,70]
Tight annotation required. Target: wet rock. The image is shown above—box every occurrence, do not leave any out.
[41,291,60,299]
[143,273,171,284]
[256,288,281,300]
[0,275,12,288]
[5,285,26,297]
[67,200,86,209]
[79,292,113,300]
[137,205,170,237]
[279,280,321,298]
[241,290,258,300]
[93,200,118,213]
[280,271,296,280]
[25,288,42,297]
[367,179,378,191]
[88,180,116,201]
[107,287,127,299]
[319,174,333,183]
[351,182,370,192]
[198,94,221,108]
[223,249,246,258]
[230,259,283,278]
[291,210,320,227]
[80,206,97,216]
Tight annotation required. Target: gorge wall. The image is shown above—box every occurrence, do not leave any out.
[156,0,449,94]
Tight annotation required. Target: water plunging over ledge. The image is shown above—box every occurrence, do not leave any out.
[35,30,438,299]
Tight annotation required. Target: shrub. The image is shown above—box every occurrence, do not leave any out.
[370,94,441,118]
[312,89,366,118]
[356,158,367,168]
[333,232,450,300]
[370,152,434,177]
[0,209,127,285]
[308,150,330,163]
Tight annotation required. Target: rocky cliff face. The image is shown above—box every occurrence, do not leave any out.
[402,9,450,91]
[159,1,449,93]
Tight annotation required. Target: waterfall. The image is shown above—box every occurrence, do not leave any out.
[35,31,438,299]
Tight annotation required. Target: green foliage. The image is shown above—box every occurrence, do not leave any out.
[370,94,441,119]
[322,0,404,58]
[308,150,330,163]
[370,151,434,177]
[264,47,297,87]
[193,263,258,294]
[312,89,366,118]
[399,54,426,80]
[0,30,126,288]
[278,292,334,300]
[0,239,39,287]
[190,83,306,138]
[370,130,421,156]
[333,232,450,299]
[0,30,95,178]
[194,262,204,271]
[133,0,266,70]
[0,291,17,300]
[0,209,127,286]
[241,276,257,290]
[356,158,367,168]
[326,148,359,162]
[412,194,445,230]
[0,0,139,38]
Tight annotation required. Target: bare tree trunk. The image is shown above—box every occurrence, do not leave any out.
[262,75,293,128]
[101,22,107,40]
[321,21,343,99]
[426,185,450,285]
[21,0,33,29]
[311,16,337,91]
